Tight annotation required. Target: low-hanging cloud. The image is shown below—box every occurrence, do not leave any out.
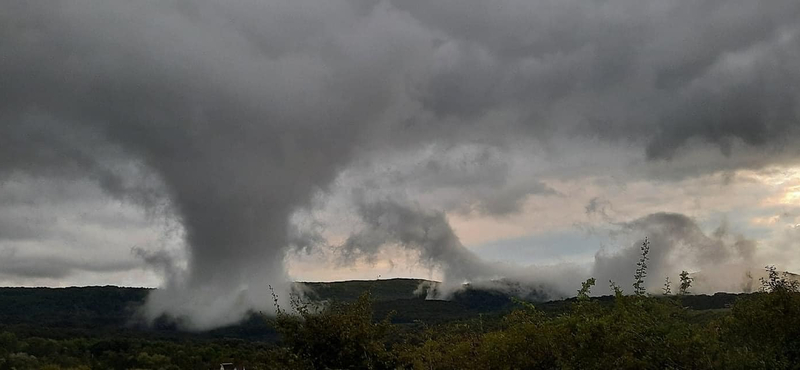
[337,198,582,299]
[0,246,140,280]
[593,213,762,294]
[335,200,766,299]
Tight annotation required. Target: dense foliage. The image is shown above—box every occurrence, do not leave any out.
[1,270,799,369]
[270,270,800,370]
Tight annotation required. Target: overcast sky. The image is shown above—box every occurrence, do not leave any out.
[2,0,800,328]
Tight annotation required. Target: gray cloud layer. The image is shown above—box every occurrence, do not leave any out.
[2,0,799,328]
[338,199,582,298]
[593,213,761,294]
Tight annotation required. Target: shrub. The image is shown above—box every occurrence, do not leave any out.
[273,292,397,370]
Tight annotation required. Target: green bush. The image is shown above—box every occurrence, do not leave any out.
[273,292,397,370]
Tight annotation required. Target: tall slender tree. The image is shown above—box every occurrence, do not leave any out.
[679,270,693,295]
[633,237,650,296]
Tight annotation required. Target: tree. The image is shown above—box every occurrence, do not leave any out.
[632,237,650,296]
[273,292,396,370]
[662,277,672,295]
[577,278,596,301]
[725,267,800,367]
[760,265,799,293]
[609,280,623,296]
[679,271,692,295]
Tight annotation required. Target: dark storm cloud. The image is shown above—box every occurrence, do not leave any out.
[389,0,800,157]
[343,144,559,217]
[2,0,436,328]
[0,215,50,242]
[338,199,486,284]
[2,0,800,328]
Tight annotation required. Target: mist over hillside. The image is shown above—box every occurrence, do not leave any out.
[0,277,760,337]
